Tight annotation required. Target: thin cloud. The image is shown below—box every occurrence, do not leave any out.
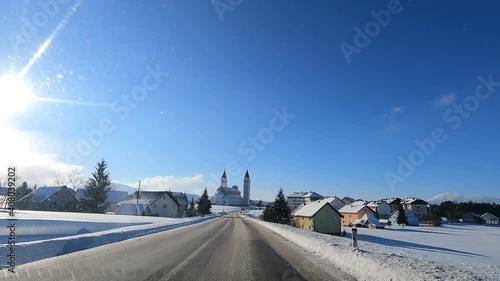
[435,93,456,106]
[128,174,204,191]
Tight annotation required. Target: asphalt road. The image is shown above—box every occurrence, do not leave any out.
[5,213,355,281]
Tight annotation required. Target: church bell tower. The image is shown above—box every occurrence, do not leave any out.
[243,169,250,206]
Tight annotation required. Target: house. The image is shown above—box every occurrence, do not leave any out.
[338,205,375,226]
[115,191,181,217]
[353,213,385,229]
[171,192,189,215]
[461,213,482,223]
[341,196,356,205]
[292,199,343,235]
[384,198,402,213]
[389,210,420,226]
[75,189,128,213]
[481,213,499,225]
[18,186,79,212]
[403,197,431,218]
[323,196,345,210]
[286,191,323,209]
[367,201,392,219]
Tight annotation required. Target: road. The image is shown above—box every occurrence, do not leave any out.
[5,213,355,281]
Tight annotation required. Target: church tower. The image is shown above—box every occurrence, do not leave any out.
[221,170,227,187]
[243,169,250,206]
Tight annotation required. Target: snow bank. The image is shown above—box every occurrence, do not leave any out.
[243,215,498,280]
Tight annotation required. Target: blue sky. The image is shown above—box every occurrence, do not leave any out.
[1,0,500,201]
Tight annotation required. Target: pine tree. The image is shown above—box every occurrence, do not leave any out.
[187,197,196,217]
[262,205,276,222]
[81,159,112,213]
[197,188,212,216]
[15,181,33,201]
[273,188,291,224]
[396,204,409,226]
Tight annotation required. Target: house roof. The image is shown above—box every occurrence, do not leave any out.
[338,204,373,214]
[353,213,384,227]
[19,186,72,204]
[384,198,402,204]
[404,197,429,205]
[481,212,499,219]
[293,199,343,218]
[119,191,180,207]
[351,200,368,206]
[304,192,323,198]
[287,192,307,198]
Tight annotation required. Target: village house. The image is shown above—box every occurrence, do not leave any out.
[384,197,402,213]
[461,213,482,223]
[115,191,182,217]
[481,213,499,225]
[18,186,79,212]
[292,199,343,235]
[287,191,323,209]
[323,196,345,210]
[339,204,375,226]
[403,197,431,218]
[367,201,392,219]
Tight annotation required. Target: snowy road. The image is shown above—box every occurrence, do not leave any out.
[6,212,353,281]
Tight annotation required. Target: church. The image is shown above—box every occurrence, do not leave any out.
[210,170,250,206]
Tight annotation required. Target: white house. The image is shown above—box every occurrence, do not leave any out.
[481,212,499,225]
[115,191,181,217]
[389,210,420,226]
[367,201,392,219]
[287,191,323,209]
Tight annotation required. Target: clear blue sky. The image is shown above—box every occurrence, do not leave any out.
[1,0,499,201]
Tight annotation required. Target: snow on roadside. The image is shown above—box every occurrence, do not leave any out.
[243,215,498,281]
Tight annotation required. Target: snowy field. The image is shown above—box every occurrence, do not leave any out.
[0,208,224,265]
[242,214,500,280]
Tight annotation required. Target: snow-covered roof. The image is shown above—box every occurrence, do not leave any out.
[287,192,308,198]
[404,197,429,205]
[19,186,68,203]
[119,191,179,207]
[389,210,420,226]
[338,204,372,214]
[481,212,499,219]
[384,198,401,204]
[353,213,384,227]
[216,186,241,195]
[351,200,368,206]
[293,199,342,218]
[303,192,323,198]
[115,203,151,215]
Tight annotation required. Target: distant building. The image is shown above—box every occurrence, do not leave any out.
[481,213,499,225]
[353,213,385,229]
[461,212,482,223]
[210,170,250,206]
[116,191,181,217]
[403,198,431,218]
[18,186,78,212]
[323,196,345,210]
[292,199,343,235]
[341,197,356,205]
[339,205,375,226]
[367,201,392,219]
[389,210,420,226]
[287,191,323,209]
[383,198,402,213]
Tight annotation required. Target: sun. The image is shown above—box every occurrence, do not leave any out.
[0,74,35,120]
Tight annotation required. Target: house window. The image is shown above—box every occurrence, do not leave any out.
[163,204,167,208]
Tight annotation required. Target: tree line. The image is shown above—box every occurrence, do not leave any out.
[431,201,500,222]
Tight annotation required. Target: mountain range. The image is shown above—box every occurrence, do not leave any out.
[427,192,500,204]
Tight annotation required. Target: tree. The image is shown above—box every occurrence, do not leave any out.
[52,173,87,190]
[257,200,263,207]
[197,188,212,216]
[262,205,276,222]
[81,159,112,213]
[15,181,33,201]
[396,204,409,226]
[273,188,291,224]
[187,197,196,217]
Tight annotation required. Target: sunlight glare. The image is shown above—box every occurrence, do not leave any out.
[0,75,35,121]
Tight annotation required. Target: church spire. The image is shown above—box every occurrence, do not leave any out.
[221,170,227,187]
[245,169,250,179]
[222,170,227,179]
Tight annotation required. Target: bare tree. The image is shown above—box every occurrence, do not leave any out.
[0,174,23,187]
[52,174,68,186]
[67,173,87,190]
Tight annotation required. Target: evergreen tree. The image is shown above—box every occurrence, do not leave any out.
[273,188,291,224]
[81,159,112,213]
[197,188,212,216]
[15,181,33,201]
[262,205,276,222]
[187,197,196,217]
[396,204,409,226]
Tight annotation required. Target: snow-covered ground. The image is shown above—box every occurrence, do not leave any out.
[210,205,242,214]
[0,209,220,265]
[242,214,500,280]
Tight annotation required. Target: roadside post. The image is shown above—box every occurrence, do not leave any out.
[352,228,358,249]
